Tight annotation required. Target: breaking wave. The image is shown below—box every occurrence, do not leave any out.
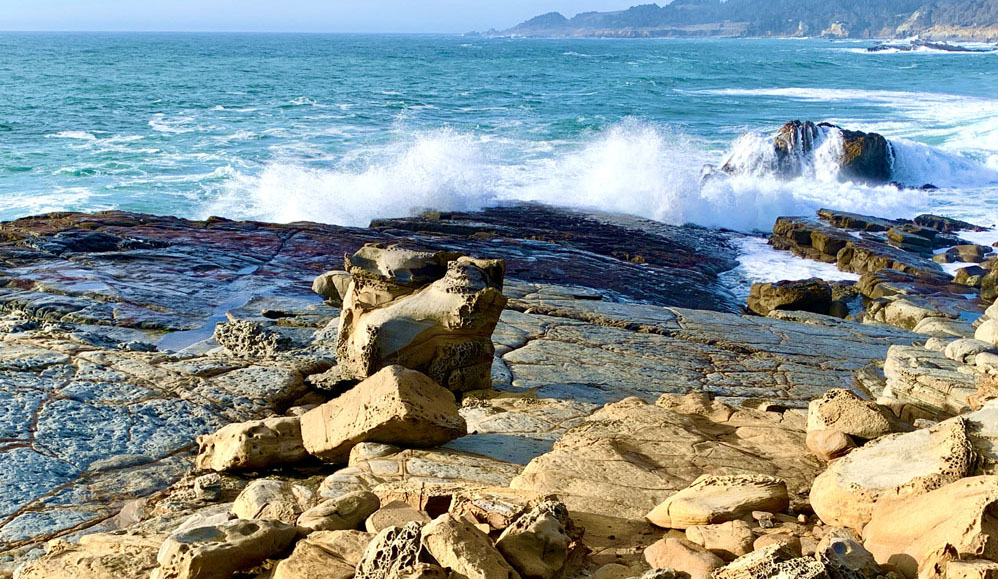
[203,119,998,233]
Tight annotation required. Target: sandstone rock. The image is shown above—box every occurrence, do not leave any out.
[365,500,432,533]
[816,537,881,579]
[18,532,162,579]
[806,389,901,441]
[806,430,856,462]
[231,479,316,525]
[152,518,297,579]
[955,266,988,288]
[914,214,987,233]
[754,532,803,557]
[945,339,997,364]
[685,520,755,561]
[977,318,998,347]
[195,416,306,472]
[861,476,998,579]
[747,279,832,317]
[273,531,374,579]
[911,316,974,339]
[335,244,507,393]
[883,345,979,418]
[644,537,725,579]
[193,473,222,501]
[421,513,521,579]
[809,418,975,531]
[646,474,789,530]
[511,395,820,567]
[312,270,351,305]
[399,564,451,579]
[213,320,292,358]
[876,299,954,332]
[496,499,581,579]
[946,560,998,579]
[450,491,530,532]
[272,529,372,579]
[713,543,826,579]
[592,563,638,579]
[300,365,466,463]
[297,490,380,533]
[355,521,425,579]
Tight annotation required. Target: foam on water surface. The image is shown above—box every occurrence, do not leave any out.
[1,35,996,235]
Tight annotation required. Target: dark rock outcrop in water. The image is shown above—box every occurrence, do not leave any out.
[867,38,997,52]
[0,204,739,342]
[722,120,895,185]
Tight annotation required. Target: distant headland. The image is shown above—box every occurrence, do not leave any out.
[487,0,998,41]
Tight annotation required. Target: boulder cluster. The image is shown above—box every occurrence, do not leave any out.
[12,230,998,579]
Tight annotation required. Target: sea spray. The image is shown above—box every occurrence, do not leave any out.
[203,120,964,232]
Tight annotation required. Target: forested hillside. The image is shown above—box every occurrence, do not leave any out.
[505,0,998,40]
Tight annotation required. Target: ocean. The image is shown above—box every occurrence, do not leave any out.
[1,32,997,284]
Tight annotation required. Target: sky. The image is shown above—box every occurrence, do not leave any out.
[0,1,645,33]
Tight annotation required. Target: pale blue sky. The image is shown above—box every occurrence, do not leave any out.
[1,1,646,33]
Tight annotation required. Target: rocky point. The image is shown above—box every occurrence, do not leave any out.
[0,202,996,579]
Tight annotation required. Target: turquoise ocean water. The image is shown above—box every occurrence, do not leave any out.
[0,33,996,236]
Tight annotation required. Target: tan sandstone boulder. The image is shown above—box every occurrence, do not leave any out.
[809,417,975,532]
[495,499,583,579]
[231,478,316,525]
[273,529,372,579]
[812,399,998,532]
[882,345,980,419]
[806,429,857,462]
[643,537,725,579]
[510,395,819,566]
[685,520,755,561]
[713,543,826,579]
[646,474,789,530]
[512,395,818,520]
[365,500,432,533]
[421,513,522,579]
[861,476,998,579]
[195,416,306,472]
[152,519,297,579]
[946,560,998,579]
[300,365,467,463]
[356,521,426,579]
[18,532,162,579]
[312,270,351,305]
[334,244,506,393]
[297,490,381,533]
[806,389,903,441]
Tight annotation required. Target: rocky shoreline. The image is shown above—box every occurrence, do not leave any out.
[1,204,997,578]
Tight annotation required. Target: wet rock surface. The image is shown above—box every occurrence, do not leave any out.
[4,204,996,578]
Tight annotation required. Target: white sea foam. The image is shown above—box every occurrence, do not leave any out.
[202,128,497,225]
[148,114,198,134]
[207,120,940,232]
[720,237,861,300]
[46,131,97,141]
